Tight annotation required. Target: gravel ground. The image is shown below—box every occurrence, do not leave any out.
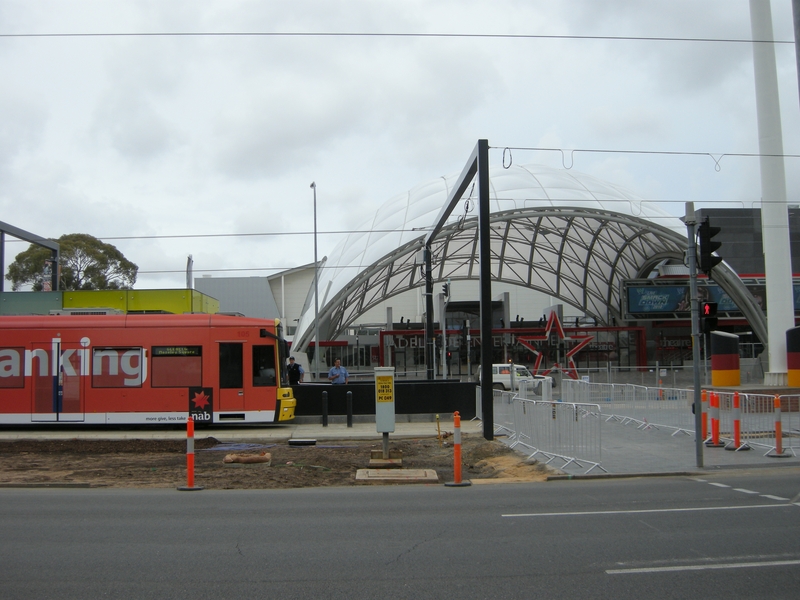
[0,434,553,489]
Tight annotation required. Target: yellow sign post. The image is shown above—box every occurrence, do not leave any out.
[374,367,396,459]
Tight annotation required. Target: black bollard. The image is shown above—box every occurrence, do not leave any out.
[346,391,353,428]
[322,390,328,427]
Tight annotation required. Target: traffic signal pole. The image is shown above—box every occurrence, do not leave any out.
[685,203,704,468]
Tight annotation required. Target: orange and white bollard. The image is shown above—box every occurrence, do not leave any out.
[701,390,708,441]
[767,395,790,458]
[178,416,204,491]
[705,392,725,448]
[725,392,750,451]
[445,411,471,487]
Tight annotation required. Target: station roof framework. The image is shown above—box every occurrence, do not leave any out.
[292,162,764,351]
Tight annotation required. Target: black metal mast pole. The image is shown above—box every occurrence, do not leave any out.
[425,244,435,380]
[476,140,494,440]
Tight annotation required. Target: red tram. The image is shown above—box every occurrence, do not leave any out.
[0,314,296,425]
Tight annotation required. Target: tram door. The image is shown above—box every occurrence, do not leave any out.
[250,345,277,412]
[31,342,85,422]
[218,342,245,410]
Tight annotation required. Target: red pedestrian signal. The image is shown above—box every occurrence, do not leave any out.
[701,301,718,333]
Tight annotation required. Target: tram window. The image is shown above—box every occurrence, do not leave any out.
[0,347,25,388]
[219,343,243,389]
[151,346,202,388]
[252,345,277,387]
[93,347,144,388]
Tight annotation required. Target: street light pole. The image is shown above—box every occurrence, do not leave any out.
[311,182,321,383]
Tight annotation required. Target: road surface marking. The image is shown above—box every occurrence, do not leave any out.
[503,504,793,518]
[733,488,759,494]
[607,559,800,574]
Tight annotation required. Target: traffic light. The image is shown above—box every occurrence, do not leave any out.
[442,282,450,297]
[697,218,722,275]
[701,301,718,334]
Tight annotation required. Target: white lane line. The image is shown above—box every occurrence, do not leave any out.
[733,488,759,494]
[502,504,793,518]
[607,559,800,575]
[708,482,730,488]
[761,494,789,501]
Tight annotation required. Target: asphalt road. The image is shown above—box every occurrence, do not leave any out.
[1,468,798,599]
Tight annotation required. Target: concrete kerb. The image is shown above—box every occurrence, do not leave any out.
[0,418,483,445]
[547,471,698,481]
[547,460,800,482]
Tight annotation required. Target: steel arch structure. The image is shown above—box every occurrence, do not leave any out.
[298,207,685,347]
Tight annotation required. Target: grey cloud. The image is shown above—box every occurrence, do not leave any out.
[0,97,47,171]
[92,89,183,161]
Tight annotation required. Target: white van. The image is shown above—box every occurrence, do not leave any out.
[480,364,536,390]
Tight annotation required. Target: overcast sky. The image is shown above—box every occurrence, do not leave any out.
[1,0,799,290]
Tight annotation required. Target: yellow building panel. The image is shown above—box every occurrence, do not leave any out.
[62,290,127,311]
[62,289,219,314]
[126,290,192,313]
[192,290,219,314]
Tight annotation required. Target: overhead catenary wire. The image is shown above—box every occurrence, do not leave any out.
[494,146,800,171]
[0,31,794,45]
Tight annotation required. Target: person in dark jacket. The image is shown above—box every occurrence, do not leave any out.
[287,356,304,385]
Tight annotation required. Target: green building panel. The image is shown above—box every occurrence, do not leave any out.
[0,292,63,315]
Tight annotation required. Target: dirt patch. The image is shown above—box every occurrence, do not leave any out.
[0,434,554,489]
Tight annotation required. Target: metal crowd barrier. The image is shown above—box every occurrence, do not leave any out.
[561,379,695,435]
[492,389,517,438]
[713,391,800,456]
[492,388,604,474]
[562,380,800,457]
[476,376,553,423]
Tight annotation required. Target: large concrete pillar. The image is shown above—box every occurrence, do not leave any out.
[750,0,794,385]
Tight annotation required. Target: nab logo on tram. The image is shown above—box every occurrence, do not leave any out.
[189,387,213,422]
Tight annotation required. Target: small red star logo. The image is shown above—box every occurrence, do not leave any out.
[192,391,210,410]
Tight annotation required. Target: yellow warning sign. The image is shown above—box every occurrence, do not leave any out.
[376,375,394,403]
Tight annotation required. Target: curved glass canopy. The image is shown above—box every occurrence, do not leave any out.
[293,163,753,351]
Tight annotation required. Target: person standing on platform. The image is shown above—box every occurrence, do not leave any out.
[287,356,304,384]
[327,358,349,384]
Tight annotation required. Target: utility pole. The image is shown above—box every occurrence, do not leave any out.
[311,182,321,383]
